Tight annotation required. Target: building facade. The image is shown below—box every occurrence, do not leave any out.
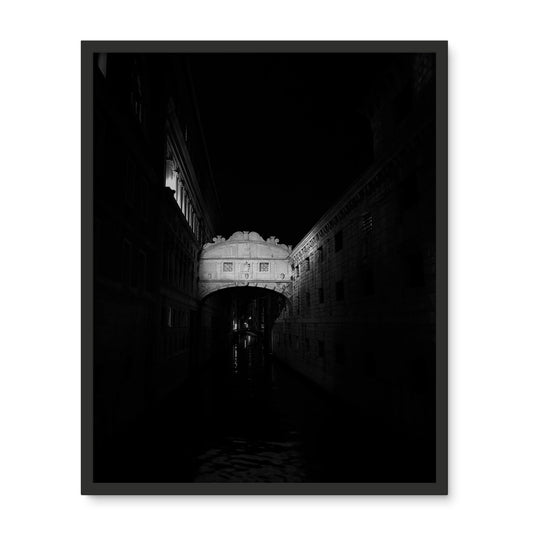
[93,53,223,444]
[272,53,437,435]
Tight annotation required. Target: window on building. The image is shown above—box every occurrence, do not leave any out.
[177,179,183,209]
[318,246,323,262]
[165,158,177,195]
[361,212,373,233]
[199,221,205,245]
[335,280,344,301]
[223,262,234,272]
[193,212,198,237]
[305,257,310,271]
[259,262,269,272]
[318,287,324,304]
[305,292,310,306]
[185,195,190,223]
[296,265,300,278]
[167,306,175,328]
[334,230,343,252]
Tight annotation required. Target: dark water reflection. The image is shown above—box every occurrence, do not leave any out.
[96,332,435,483]
[193,333,309,482]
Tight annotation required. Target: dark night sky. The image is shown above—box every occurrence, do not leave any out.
[188,53,397,246]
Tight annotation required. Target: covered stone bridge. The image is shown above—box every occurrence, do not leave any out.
[198,231,293,300]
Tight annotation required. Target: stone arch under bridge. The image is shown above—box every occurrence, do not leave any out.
[199,231,293,300]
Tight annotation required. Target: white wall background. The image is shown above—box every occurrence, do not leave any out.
[0,1,532,531]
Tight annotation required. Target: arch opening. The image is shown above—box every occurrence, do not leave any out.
[202,286,290,350]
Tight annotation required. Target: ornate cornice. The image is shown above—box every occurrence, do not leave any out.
[291,119,434,265]
[203,231,292,252]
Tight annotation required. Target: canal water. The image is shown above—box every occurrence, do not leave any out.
[97,332,434,483]
[191,333,311,482]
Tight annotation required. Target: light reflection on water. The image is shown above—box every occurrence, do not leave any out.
[193,333,307,482]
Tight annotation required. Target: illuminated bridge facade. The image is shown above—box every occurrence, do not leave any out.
[198,231,293,300]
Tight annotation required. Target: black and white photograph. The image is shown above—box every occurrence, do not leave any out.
[7,1,533,530]
[82,41,447,494]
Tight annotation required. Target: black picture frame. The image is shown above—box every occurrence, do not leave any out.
[81,40,447,495]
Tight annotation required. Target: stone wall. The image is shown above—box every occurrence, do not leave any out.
[272,53,436,434]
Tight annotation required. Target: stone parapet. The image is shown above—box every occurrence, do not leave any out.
[199,231,293,299]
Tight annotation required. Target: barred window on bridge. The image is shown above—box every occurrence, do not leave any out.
[259,262,269,272]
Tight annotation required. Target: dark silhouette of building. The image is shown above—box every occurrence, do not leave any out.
[272,53,436,444]
[93,53,223,448]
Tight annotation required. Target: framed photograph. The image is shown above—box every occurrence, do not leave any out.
[81,41,447,495]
